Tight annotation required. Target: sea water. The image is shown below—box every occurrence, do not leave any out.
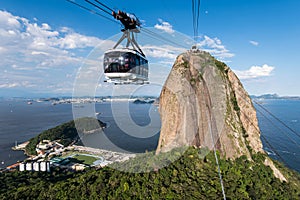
[0,99,299,173]
[255,99,300,172]
[0,100,160,169]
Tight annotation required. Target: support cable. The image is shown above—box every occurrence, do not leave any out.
[200,75,226,200]
[192,0,201,42]
[207,109,227,200]
[66,0,120,25]
[231,89,293,164]
[239,108,287,164]
[255,105,300,148]
[141,28,188,49]
[84,0,112,16]
[233,89,300,146]
[196,0,201,40]
[254,100,300,139]
[94,0,115,13]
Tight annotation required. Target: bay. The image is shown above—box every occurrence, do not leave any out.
[0,99,299,173]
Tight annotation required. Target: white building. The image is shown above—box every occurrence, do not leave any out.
[19,161,50,172]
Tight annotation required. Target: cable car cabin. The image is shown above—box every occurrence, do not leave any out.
[104,49,149,84]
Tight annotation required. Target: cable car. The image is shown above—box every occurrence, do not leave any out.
[104,48,148,84]
[103,10,149,84]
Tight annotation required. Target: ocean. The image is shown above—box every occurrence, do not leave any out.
[255,99,300,172]
[0,100,161,169]
[0,99,299,173]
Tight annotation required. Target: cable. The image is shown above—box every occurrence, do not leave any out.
[84,0,112,16]
[94,0,114,13]
[238,108,287,164]
[253,100,300,139]
[230,89,292,164]
[141,29,182,48]
[255,104,300,148]
[141,28,188,49]
[196,0,201,40]
[207,109,227,200]
[192,0,195,40]
[66,0,120,25]
[200,75,226,200]
[67,0,188,50]
[231,88,300,147]
[192,0,201,41]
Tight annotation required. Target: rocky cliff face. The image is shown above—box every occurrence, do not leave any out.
[156,50,264,159]
[156,50,287,181]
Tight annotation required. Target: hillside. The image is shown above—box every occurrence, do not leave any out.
[155,50,292,181]
[1,147,299,199]
[251,93,300,100]
[157,50,262,158]
[25,117,106,155]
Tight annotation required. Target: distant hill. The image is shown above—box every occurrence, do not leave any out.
[251,93,300,100]
[133,99,155,104]
[25,117,106,155]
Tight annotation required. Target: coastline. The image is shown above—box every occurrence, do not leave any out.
[9,139,136,171]
[12,141,29,151]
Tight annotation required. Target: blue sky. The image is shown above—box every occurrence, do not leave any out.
[1,0,300,97]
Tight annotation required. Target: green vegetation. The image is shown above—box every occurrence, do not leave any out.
[74,117,106,132]
[25,117,106,155]
[213,58,228,74]
[231,95,240,113]
[25,120,77,155]
[1,147,299,199]
[190,77,196,85]
[72,155,98,166]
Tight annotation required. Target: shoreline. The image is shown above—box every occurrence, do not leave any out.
[12,141,29,151]
[10,140,136,171]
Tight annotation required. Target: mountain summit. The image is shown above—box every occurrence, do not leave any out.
[156,50,285,181]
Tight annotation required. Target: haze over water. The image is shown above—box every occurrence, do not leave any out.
[0,99,299,173]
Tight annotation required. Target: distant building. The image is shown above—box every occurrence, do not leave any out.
[50,157,70,166]
[19,161,50,172]
[36,140,65,156]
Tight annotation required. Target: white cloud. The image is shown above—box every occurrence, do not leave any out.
[197,35,234,60]
[0,81,35,88]
[142,45,184,60]
[249,40,259,46]
[57,32,102,49]
[154,19,175,34]
[0,11,20,28]
[0,83,20,88]
[234,64,275,80]
[0,10,103,69]
[0,10,106,93]
[0,10,236,96]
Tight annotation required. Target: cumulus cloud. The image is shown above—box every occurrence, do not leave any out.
[0,10,103,68]
[0,10,236,95]
[249,40,259,46]
[142,45,184,60]
[154,19,175,34]
[197,35,234,60]
[234,64,275,80]
[0,10,106,93]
